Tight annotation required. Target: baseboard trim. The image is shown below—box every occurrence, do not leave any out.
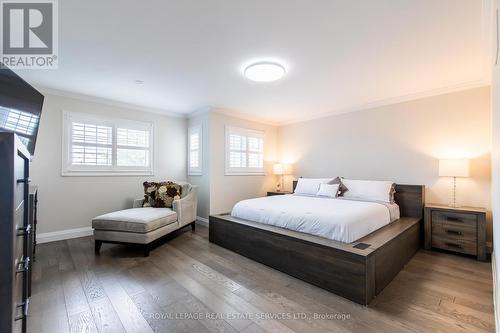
[39,218,209,244]
[493,251,499,333]
[38,227,93,244]
[196,216,209,227]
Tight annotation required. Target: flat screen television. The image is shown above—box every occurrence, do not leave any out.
[0,64,44,155]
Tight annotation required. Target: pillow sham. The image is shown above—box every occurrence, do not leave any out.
[142,181,182,208]
[341,179,395,203]
[316,183,340,198]
[294,178,333,196]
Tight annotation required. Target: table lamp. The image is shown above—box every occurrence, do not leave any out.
[273,163,285,192]
[439,158,470,207]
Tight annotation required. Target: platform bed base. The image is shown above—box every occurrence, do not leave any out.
[209,184,424,305]
[95,221,195,257]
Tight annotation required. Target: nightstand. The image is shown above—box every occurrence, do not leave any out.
[424,204,487,261]
[267,191,293,196]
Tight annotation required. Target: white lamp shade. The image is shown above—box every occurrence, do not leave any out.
[273,163,284,175]
[439,159,470,177]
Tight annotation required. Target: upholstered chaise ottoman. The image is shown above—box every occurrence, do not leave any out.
[92,184,197,256]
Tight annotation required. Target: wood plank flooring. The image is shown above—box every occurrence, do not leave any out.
[29,225,495,333]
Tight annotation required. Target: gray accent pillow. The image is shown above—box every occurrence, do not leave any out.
[329,177,348,195]
[389,183,396,203]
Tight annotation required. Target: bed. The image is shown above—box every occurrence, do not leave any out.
[209,182,425,305]
[231,194,400,243]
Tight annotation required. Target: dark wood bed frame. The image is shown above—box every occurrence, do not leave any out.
[209,182,425,305]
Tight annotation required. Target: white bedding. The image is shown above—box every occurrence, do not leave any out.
[231,194,400,243]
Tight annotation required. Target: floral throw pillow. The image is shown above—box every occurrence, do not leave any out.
[142,181,182,208]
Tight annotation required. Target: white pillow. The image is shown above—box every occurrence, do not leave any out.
[294,178,333,196]
[316,183,340,198]
[341,179,394,203]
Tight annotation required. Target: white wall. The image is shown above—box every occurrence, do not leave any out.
[187,111,211,219]
[279,87,492,240]
[209,110,278,215]
[31,93,187,234]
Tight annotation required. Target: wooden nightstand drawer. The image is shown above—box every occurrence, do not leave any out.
[431,236,477,256]
[431,211,477,227]
[424,204,487,261]
[432,222,476,242]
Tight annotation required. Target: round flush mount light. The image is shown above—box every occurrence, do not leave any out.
[244,62,286,82]
[134,79,144,85]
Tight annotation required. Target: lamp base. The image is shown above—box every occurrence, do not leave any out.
[449,177,459,208]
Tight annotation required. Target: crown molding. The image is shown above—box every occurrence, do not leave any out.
[189,79,491,127]
[211,107,281,126]
[187,106,212,119]
[187,106,280,126]
[278,79,491,126]
[36,86,186,118]
[37,79,490,128]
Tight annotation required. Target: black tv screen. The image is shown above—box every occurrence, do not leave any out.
[0,64,44,155]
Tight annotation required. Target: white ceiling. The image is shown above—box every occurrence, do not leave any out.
[16,0,489,124]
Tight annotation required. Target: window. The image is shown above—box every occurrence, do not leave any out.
[0,106,40,150]
[188,125,202,175]
[225,126,264,175]
[62,111,154,176]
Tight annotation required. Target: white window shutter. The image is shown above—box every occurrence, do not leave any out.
[225,126,265,175]
[62,111,154,176]
[188,125,202,175]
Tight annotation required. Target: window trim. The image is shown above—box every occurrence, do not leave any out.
[188,124,203,176]
[61,110,155,176]
[225,125,265,176]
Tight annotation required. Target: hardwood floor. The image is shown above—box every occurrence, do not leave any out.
[29,225,495,333]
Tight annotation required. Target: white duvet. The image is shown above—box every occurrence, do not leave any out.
[231,194,399,243]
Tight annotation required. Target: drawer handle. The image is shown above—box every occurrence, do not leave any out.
[14,300,29,321]
[16,177,31,184]
[446,217,463,223]
[445,242,462,249]
[16,256,30,274]
[17,224,31,237]
[446,229,463,236]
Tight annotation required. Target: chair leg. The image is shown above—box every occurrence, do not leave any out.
[94,240,102,255]
[191,222,196,232]
[143,244,150,257]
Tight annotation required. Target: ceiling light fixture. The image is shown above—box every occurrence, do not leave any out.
[244,62,286,82]
[134,79,144,85]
